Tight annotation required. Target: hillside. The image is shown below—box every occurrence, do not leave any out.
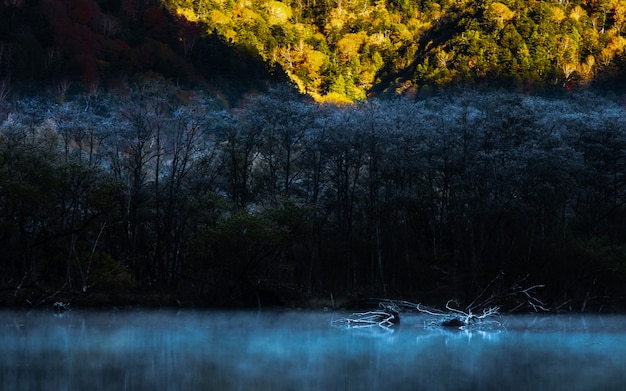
[0,0,284,104]
[2,0,626,101]
[164,0,626,100]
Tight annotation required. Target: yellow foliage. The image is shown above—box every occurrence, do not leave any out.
[326,8,361,33]
[407,18,429,33]
[358,70,376,89]
[569,5,586,22]
[393,23,414,42]
[336,32,367,63]
[236,0,253,8]
[303,49,326,75]
[273,41,326,89]
[240,8,262,23]
[210,9,232,25]
[163,0,626,100]
[395,79,412,95]
[599,36,626,65]
[429,3,442,22]
[550,7,566,24]
[266,1,292,25]
[368,32,390,47]
[608,35,626,52]
[435,48,453,69]
[614,2,626,33]
[288,72,307,94]
[176,7,199,22]
[292,23,314,37]
[577,55,595,79]
[225,28,238,42]
[312,31,326,42]
[561,62,576,79]
[346,84,366,100]
[319,92,355,105]
[327,17,344,31]
[487,2,515,26]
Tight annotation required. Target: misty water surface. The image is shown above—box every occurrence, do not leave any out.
[2,310,626,390]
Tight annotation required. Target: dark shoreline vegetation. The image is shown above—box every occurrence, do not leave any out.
[0,80,625,312]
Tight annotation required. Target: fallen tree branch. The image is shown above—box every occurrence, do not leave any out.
[470,274,549,313]
[332,303,400,330]
[336,276,547,331]
[417,300,501,329]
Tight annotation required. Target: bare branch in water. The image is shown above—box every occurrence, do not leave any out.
[332,303,400,330]
[334,277,547,331]
[416,300,501,329]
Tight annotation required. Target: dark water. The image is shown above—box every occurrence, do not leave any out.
[1,310,626,390]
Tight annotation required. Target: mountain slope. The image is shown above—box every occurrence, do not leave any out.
[166,0,626,99]
[2,0,626,101]
[0,0,284,103]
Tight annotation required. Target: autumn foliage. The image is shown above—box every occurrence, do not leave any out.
[3,0,626,101]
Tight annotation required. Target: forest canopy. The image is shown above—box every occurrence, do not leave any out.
[164,0,626,100]
[1,82,625,309]
[2,0,626,101]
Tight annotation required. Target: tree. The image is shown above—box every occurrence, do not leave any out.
[156,91,222,286]
[237,87,314,202]
[220,108,260,209]
[0,107,63,287]
[322,104,366,292]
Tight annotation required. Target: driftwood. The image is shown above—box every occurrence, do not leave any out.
[417,300,501,329]
[332,303,400,330]
[465,273,549,313]
[337,275,548,330]
[414,273,548,329]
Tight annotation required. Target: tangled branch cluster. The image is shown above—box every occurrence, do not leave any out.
[332,304,400,330]
[332,277,548,331]
[417,301,501,330]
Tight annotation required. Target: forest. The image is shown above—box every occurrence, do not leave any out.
[0,79,625,310]
[165,0,626,100]
[2,0,626,102]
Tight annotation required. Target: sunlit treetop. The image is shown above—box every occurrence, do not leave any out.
[166,0,626,100]
[3,0,626,100]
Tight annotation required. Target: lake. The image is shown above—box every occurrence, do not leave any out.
[1,309,625,390]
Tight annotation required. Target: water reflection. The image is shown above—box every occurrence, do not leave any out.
[1,310,625,390]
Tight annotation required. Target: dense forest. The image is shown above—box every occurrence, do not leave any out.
[1,0,626,310]
[0,81,625,310]
[2,0,626,101]
[166,0,626,100]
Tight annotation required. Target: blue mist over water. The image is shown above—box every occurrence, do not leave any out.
[1,310,626,390]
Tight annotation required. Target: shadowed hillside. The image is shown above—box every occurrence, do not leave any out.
[0,0,285,103]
